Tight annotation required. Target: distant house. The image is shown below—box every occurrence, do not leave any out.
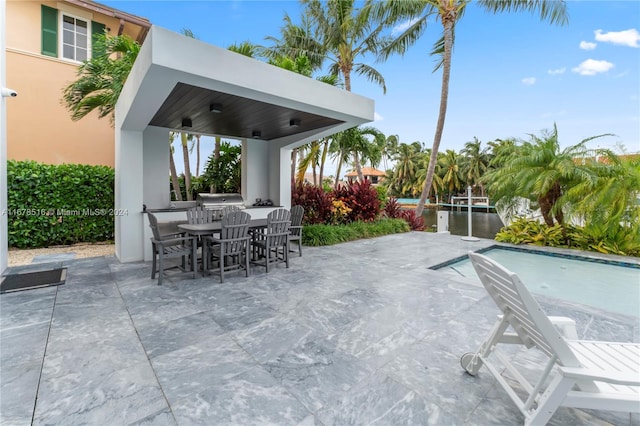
[302,172,334,186]
[344,167,386,185]
[5,0,150,167]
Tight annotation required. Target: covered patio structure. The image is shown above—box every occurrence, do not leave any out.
[114,26,373,263]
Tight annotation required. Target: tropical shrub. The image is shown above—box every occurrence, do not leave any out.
[383,197,402,218]
[332,179,381,222]
[292,183,333,224]
[399,209,425,231]
[7,160,115,248]
[302,219,409,246]
[329,199,352,225]
[201,142,241,194]
[495,218,639,256]
[495,218,564,246]
[375,185,388,208]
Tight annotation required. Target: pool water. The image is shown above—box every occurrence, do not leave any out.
[436,247,640,317]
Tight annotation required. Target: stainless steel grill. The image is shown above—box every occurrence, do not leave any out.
[196,193,246,219]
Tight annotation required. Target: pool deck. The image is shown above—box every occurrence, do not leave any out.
[1,232,638,425]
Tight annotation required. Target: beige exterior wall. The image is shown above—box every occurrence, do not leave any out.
[5,0,148,167]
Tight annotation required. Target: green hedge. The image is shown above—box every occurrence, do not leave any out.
[302,218,410,246]
[7,160,115,248]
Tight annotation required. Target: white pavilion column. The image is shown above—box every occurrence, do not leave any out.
[115,128,144,262]
[242,138,269,206]
[142,126,170,209]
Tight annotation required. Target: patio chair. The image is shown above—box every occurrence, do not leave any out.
[461,251,640,426]
[289,205,304,257]
[251,208,290,272]
[187,206,215,224]
[202,210,251,282]
[148,212,197,285]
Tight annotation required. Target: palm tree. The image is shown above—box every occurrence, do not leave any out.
[461,137,489,196]
[487,137,518,170]
[382,134,399,172]
[62,33,140,122]
[168,133,182,201]
[272,0,409,94]
[563,151,640,236]
[266,2,398,184]
[379,0,569,216]
[180,132,194,201]
[484,124,613,228]
[438,149,462,200]
[228,41,260,58]
[338,126,385,182]
[389,142,422,196]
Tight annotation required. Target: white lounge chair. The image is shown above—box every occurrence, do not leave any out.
[461,251,640,425]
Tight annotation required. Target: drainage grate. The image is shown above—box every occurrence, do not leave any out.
[0,268,67,294]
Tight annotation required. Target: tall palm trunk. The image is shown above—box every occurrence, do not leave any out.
[353,151,364,182]
[335,159,343,189]
[415,12,454,216]
[211,136,221,193]
[291,148,298,191]
[195,134,201,177]
[298,148,305,184]
[169,143,182,201]
[319,139,329,186]
[181,132,193,201]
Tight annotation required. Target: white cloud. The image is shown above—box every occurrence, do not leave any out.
[374,112,384,121]
[392,17,421,36]
[594,29,640,47]
[572,59,614,76]
[579,41,597,50]
[521,77,536,86]
[547,67,566,75]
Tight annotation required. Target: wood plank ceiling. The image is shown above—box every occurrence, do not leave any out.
[149,83,344,140]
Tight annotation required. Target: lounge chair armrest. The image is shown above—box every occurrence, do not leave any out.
[289,225,302,230]
[548,316,578,339]
[559,367,640,386]
[497,314,578,339]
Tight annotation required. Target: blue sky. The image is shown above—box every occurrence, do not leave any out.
[102,0,640,176]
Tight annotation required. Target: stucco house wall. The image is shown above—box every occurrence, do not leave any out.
[5,0,149,167]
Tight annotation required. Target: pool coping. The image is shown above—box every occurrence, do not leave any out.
[429,242,640,271]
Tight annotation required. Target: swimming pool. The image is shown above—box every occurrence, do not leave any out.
[432,246,640,317]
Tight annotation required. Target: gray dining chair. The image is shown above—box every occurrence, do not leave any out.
[289,205,304,257]
[187,206,215,224]
[251,208,291,272]
[148,212,197,285]
[202,210,251,282]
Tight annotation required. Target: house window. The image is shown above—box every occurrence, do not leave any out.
[41,5,105,61]
[62,14,89,61]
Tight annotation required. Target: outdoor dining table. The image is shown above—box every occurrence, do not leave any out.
[178,219,268,276]
[177,218,268,237]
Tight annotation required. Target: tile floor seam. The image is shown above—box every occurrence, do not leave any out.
[112,273,180,426]
[30,285,58,426]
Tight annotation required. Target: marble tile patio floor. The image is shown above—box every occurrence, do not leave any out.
[1,232,638,425]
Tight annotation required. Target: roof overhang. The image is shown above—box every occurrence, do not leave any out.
[116,26,374,147]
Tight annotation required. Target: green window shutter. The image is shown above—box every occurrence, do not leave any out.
[41,5,58,57]
[91,21,106,58]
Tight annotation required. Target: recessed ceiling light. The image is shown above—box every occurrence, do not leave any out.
[181,118,192,128]
[252,130,262,138]
[210,103,223,113]
[289,119,301,127]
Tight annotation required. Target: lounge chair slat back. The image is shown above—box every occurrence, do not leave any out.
[469,252,580,365]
